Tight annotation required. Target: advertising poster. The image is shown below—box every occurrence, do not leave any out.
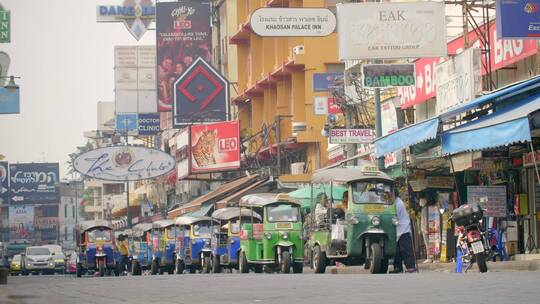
[156,1,211,112]
[116,113,138,134]
[0,161,8,204]
[176,127,190,179]
[190,121,240,173]
[138,113,160,135]
[497,0,540,39]
[9,205,34,243]
[9,163,60,205]
[312,73,343,92]
[428,205,441,256]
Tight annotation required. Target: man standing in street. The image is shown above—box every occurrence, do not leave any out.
[392,192,417,273]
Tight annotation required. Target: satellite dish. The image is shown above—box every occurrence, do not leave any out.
[0,51,10,87]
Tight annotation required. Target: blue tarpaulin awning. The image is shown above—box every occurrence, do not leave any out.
[442,93,540,155]
[374,117,439,158]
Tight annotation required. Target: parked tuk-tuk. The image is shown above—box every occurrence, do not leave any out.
[174,216,218,274]
[150,220,177,275]
[210,207,262,273]
[130,223,153,275]
[307,164,397,274]
[76,220,120,277]
[238,193,304,274]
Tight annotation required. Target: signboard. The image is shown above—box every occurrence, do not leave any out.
[96,0,155,41]
[523,150,540,167]
[250,8,336,37]
[337,1,446,60]
[397,22,539,109]
[467,186,507,218]
[9,205,34,243]
[0,4,10,43]
[156,1,211,112]
[496,0,540,39]
[173,57,229,127]
[329,129,374,144]
[327,97,341,114]
[190,121,240,173]
[426,176,454,189]
[74,146,175,181]
[34,217,58,229]
[435,48,482,115]
[138,113,160,135]
[176,127,190,179]
[313,72,342,92]
[116,113,138,133]
[0,87,20,114]
[9,163,60,205]
[381,98,398,135]
[363,64,415,88]
[313,96,328,115]
[428,205,441,256]
[0,161,8,205]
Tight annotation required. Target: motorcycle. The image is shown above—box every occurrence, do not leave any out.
[451,202,489,273]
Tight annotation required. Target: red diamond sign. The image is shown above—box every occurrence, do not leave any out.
[173,57,229,127]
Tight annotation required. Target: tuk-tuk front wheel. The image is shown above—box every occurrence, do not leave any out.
[98,260,106,277]
[202,256,211,274]
[369,243,383,274]
[175,259,184,274]
[132,261,141,276]
[239,251,249,274]
[151,260,158,275]
[312,246,326,274]
[280,251,291,273]
[212,255,221,273]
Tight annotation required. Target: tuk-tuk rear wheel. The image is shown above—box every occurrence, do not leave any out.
[132,261,141,275]
[369,243,383,274]
[175,260,184,274]
[202,256,211,274]
[239,251,249,274]
[76,263,82,278]
[312,246,326,274]
[212,255,221,273]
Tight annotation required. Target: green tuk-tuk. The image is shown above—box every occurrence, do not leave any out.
[238,193,304,274]
[307,165,397,274]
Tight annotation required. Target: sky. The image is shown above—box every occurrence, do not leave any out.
[0,0,155,178]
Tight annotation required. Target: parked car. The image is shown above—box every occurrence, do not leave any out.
[9,254,22,276]
[22,246,55,275]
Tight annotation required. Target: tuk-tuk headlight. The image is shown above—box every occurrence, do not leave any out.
[392,217,399,226]
[349,216,360,225]
[281,232,289,240]
[371,216,381,227]
[264,232,272,240]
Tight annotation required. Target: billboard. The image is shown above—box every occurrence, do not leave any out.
[0,161,8,204]
[363,64,415,88]
[116,113,138,134]
[250,8,336,37]
[0,87,20,114]
[190,121,240,173]
[176,127,190,179]
[329,129,375,144]
[312,73,343,92]
[156,1,212,112]
[496,0,540,39]
[9,205,34,243]
[9,163,60,205]
[173,57,229,127]
[138,112,160,135]
[96,0,155,41]
[337,1,446,60]
[74,146,175,181]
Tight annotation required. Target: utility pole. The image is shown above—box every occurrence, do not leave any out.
[374,87,384,170]
[124,118,131,229]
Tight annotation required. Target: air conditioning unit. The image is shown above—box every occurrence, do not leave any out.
[292,45,305,55]
[292,122,307,133]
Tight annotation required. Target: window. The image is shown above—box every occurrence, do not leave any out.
[352,181,394,205]
[87,229,111,242]
[64,227,68,241]
[267,204,300,222]
[64,204,68,218]
[72,205,75,218]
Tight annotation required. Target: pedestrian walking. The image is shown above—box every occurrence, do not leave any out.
[391,193,416,273]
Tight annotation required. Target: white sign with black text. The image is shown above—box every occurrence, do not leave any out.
[250,8,336,37]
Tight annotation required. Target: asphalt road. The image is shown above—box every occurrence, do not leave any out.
[2,272,540,304]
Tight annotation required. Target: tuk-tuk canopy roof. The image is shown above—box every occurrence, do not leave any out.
[152,219,175,229]
[79,220,112,231]
[239,193,300,208]
[175,216,218,226]
[289,184,348,210]
[311,165,393,184]
[133,223,153,234]
[211,207,262,221]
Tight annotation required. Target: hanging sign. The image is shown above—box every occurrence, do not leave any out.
[0,4,10,43]
[363,64,415,88]
[74,146,175,181]
[250,8,336,37]
[329,129,374,144]
[496,0,540,39]
[96,0,156,40]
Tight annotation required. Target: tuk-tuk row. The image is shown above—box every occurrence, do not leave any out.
[76,165,398,277]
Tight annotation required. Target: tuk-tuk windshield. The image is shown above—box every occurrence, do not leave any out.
[87,229,111,242]
[267,204,300,222]
[192,223,211,238]
[352,181,393,205]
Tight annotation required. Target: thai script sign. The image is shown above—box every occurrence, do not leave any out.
[329,129,374,144]
[398,22,539,109]
[0,4,10,43]
[337,1,446,60]
[74,146,175,181]
[9,205,34,243]
[156,1,211,112]
[496,0,540,39]
[9,163,60,205]
[34,217,59,229]
[363,64,415,88]
[96,0,155,40]
[435,48,482,115]
[0,161,8,204]
[190,121,240,173]
[250,8,336,37]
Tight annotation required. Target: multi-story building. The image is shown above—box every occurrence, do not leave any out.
[59,181,83,250]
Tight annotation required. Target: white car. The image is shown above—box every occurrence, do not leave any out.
[22,246,55,275]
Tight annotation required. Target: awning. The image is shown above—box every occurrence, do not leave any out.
[439,75,540,121]
[374,117,439,158]
[442,93,540,155]
[185,203,214,218]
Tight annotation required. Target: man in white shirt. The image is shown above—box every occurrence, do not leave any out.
[392,195,416,273]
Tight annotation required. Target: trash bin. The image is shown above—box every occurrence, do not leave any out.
[0,267,8,285]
